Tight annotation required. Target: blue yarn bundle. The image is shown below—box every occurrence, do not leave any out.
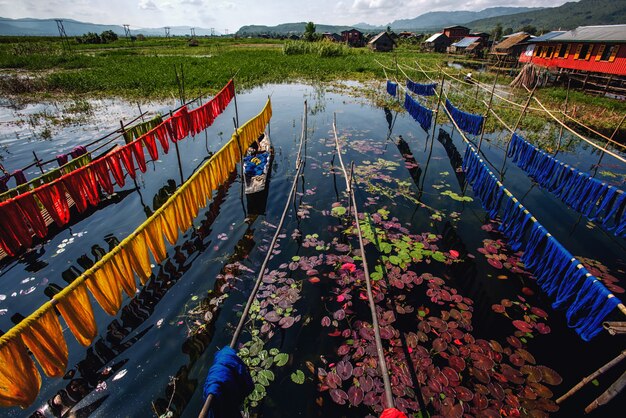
[244,152,269,177]
[507,133,626,237]
[386,80,397,98]
[203,346,254,417]
[445,99,484,136]
[406,79,437,96]
[404,93,433,132]
[462,143,620,341]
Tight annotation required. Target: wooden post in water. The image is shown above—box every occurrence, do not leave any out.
[477,71,499,154]
[555,78,571,155]
[32,151,45,174]
[499,84,537,180]
[594,113,626,170]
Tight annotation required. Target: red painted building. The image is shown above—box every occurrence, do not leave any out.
[442,25,470,44]
[341,29,364,47]
[519,25,626,77]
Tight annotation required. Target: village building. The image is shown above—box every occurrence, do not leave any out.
[322,32,341,42]
[518,25,626,95]
[424,32,451,52]
[489,32,532,70]
[442,25,470,43]
[341,28,365,47]
[448,36,482,54]
[368,31,396,52]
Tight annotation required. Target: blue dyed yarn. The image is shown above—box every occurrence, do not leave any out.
[203,346,254,418]
[506,133,626,238]
[445,99,484,136]
[244,152,269,177]
[567,278,621,341]
[406,79,437,96]
[386,80,397,97]
[404,93,433,132]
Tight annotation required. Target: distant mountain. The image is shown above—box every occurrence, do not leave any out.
[389,7,544,31]
[468,0,626,32]
[237,22,368,36]
[352,22,384,30]
[0,17,218,37]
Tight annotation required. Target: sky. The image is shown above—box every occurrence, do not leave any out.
[0,0,572,33]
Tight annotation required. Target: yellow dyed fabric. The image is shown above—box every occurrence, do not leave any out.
[110,253,136,298]
[161,208,179,245]
[86,266,122,316]
[174,197,193,233]
[0,338,41,408]
[55,283,97,347]
[144,224,166,264]
[20,310,68,377]
[126,235,152,285]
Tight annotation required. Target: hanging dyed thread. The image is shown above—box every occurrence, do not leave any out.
[445,99,484,136]
[406,79,437,96]
[462,143,621,341]
[386,80,398,98]
[507,133,626,237]
[403,93,433,133]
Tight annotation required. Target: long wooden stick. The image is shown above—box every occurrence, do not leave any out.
[477,70,499,153]
[585,369,626,414]
[557,349,626,404]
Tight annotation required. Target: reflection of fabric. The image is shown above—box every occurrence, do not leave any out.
[20,310,68,377]
[12,170,27,186]
[0,338,41,408]
[55,283,98,347]
[202,346,253,418]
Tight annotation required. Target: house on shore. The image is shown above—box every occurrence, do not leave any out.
[443,25,470,43]
[368,31,396,52]
[448,36,482,54]
[518,25,626,95]
[489,32,532,70]
[424,33,451,52]
[341,29,364,47]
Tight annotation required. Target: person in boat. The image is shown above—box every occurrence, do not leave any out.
[464,72,473,83]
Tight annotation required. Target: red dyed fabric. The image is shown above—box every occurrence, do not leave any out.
[0,200,32,255]
[81,168,100,207]
[16,194,47,238]
[36,183,70,227]
[131,140,147,173]
[168,107,190,142]
[92,158,114,195]
[379,409,407,418]
[62,171,89,213]
[142,132,159,161]
[119,146,136,179]
[154,124,170,154]
[105,152,126,187]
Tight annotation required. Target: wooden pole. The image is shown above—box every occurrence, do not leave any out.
[555,78,571,155]
[32,151,44,174]
[499,84,537,180]
[170,111,185,185]
[557,349,626,404]
[595,114,626,168]
[477,70,499,153]
[585,369,626,414]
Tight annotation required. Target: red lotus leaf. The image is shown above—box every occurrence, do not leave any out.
[509,353,525,367]
[442,367,460,385]
[329,388,348,405]
[363,391,378,406]
[480,408,501,418]
[449,250,460,259]
[336,360,353,380]
[521,287,535,296]
[538,366,562,386]
[328,329,341,337]
[521,365,542,383]
[520,385,538,400]
[492,304,506,313]
[279,316,295,328]
[534,398,560,413]
[516,348,536,365]
[473,393,489,410]
[347,385,364,406]
[489,340,504,353]
[488,258,504,269]
[488,382,505,401]
[472,353,495,371]
[535,323,551,335]
[501,299,513,307]
[308,277,320,283]
[512,320,533,333]
[455,385,473,402]
[449,356,466,372]
[321,316,331,327]
[337,345,350,356]
[505,393,521,409]
[441,397,463,418]
[427,376,443,393]
[326,371,341,388]
[472,367,491,384]
[485,244,498,254]
[500,364,525,385]
[353,366,364,377]
[306,269,319,276]
[530,307,548,318]
[529,382,554,398]
[433,338,448,353]
[265,310,281,322]
[359,375,374,392]
[333,309,346,321]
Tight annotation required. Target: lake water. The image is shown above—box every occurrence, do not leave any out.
[0,83,625,418]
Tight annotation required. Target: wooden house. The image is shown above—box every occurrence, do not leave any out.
[424,33,451,52]
[322,32,341,42]
[442,25,470,43]
[518,25,626,95]
[448,36,481,54]
[489,32,531,70]
[368,31,396,52]
[341,28,364,47]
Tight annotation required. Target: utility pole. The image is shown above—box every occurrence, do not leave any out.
[55,19,71,51]
[190,27,196,38]
[123,24,133,42]
[164,26,170,38]
[210,27,215,37]
[224,29,229,36]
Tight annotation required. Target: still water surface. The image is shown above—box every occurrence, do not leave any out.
[0,83,625,417]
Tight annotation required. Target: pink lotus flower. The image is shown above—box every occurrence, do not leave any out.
[341,262,356,273]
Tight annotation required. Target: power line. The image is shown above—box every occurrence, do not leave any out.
[164,26,170,38]
[55,19,71,51]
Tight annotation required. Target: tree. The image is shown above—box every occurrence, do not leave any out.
[304,21,316,42]
[491,23,503,41]
[387,25,391,33]
[521,25,537,36]
[503,27,513,36]
[100,30,118,43]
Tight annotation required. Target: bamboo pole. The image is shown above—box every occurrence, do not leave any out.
[555,79,571,155]
[585,369,626,414]
[477,70,499,153]
[595,114,626,168]
[557,349,626,404]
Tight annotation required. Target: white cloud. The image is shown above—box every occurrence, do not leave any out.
[138,0,159,11]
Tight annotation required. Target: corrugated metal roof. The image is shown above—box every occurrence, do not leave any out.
[368,32,395,45]
[425,33,444,43]
[451,37,480,48]
[532,31,566,43]
[553,25,626,42]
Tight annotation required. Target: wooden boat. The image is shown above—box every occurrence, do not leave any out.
[243,132,273,195]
